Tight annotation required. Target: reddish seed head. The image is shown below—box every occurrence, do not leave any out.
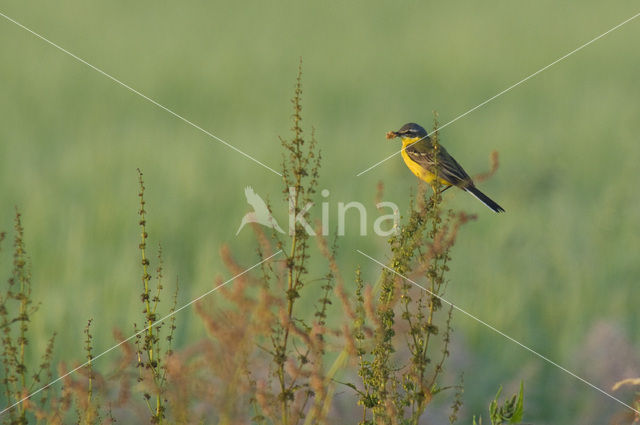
[386,131,397,139]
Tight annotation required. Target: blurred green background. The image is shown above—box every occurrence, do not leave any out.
[1,0,639,422]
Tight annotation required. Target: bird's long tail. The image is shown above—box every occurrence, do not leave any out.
[465,186,505,213]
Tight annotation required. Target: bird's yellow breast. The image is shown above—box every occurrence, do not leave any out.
[401,138,451,187]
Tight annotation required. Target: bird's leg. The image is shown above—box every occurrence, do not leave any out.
[429,184,453,194]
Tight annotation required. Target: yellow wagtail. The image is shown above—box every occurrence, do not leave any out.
[387,122,505,213]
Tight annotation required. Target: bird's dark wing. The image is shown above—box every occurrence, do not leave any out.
[405,141,473,187]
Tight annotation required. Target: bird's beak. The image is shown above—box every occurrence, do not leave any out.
[386,131,399,140]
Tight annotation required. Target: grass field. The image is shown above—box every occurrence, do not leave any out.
[1,0,640,423]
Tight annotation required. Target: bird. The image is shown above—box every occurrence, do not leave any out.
[236,186,285,235]
[386,122,504,213]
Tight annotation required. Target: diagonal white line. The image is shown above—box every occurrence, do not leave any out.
[0,11,282,177]
[356,249,640,415]
[0,250,283,416]
[356,11,640,177]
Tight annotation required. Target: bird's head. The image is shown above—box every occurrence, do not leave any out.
[386,123,428,142]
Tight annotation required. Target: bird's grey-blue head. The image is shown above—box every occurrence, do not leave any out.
[386,123,428,140]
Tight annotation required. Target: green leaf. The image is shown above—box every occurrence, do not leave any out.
[509,382,524,424]
[489,385,502,424]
